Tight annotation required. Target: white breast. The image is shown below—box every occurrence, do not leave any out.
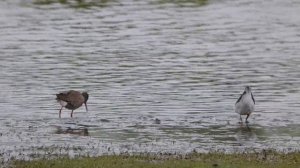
[58,100,68,107]
[235,93,255,115]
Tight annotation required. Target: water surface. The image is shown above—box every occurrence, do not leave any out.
[0,0,300,162]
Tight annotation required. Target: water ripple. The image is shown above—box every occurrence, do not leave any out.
[0,0,299,161]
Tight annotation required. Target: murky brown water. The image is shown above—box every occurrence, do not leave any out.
[0,0,300,162]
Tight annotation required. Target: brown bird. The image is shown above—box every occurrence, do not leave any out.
[56,90,89,118]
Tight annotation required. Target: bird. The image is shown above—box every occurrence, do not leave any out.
[56,90,89,118]
[235,86,255,123]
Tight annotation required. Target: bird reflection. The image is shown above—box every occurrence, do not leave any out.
[234,124,257,145]
[55,127,89,136]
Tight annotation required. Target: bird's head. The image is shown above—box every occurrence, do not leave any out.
[82,92,89,112]
[245,86,252,93]
[82,92,89,102]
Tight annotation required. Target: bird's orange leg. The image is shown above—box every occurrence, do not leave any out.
[238,115,243,124]
[245,114,250,123]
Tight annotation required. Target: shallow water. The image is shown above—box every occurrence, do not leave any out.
[0,0,300,161]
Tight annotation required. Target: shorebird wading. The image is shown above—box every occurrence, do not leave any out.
[235,86,255,123]
[56,90,89,118]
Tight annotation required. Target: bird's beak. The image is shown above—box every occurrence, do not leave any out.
[84,103,88,112]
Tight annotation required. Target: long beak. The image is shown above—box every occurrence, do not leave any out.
[84,103,88,112]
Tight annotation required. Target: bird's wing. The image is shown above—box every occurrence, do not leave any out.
[66,91,85,109]
[235,91,246,104]
[251,93,255,104]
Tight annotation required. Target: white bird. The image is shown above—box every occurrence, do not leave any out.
[235,86,255,123]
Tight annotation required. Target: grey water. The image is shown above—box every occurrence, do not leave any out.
[0,0,300,161]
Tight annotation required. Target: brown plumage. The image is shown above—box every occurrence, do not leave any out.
[56,90,89,118]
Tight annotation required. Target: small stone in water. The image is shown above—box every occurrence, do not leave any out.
[155,118,161,124]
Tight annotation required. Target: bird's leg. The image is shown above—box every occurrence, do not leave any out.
[239,115,243,124]
[59,106,63,118]
[245,114,250,123]
[71,110,74,118]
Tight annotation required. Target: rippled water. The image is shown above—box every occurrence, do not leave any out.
[0,0,300,162]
